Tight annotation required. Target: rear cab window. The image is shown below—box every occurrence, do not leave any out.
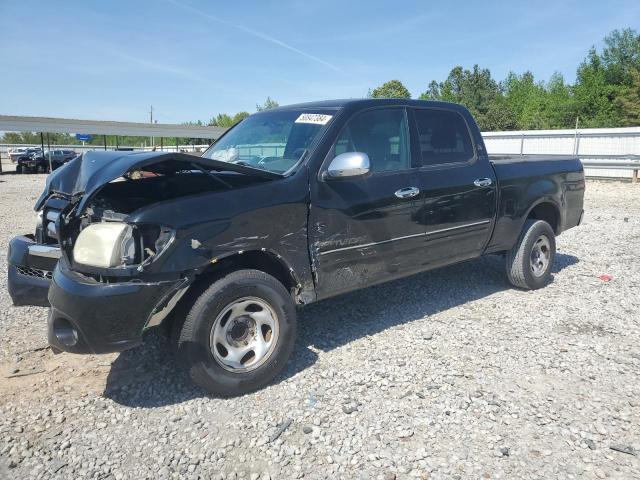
[411,108,475,167]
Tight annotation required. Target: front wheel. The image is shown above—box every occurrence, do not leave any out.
[506,219,556,289]
[174,269,297,397]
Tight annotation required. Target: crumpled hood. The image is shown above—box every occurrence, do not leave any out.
[34,150,279,212]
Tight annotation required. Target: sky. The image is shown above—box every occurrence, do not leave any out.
[1,0,639,124]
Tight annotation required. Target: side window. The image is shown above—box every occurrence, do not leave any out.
[334,109,409,173]
[413,109,474,166]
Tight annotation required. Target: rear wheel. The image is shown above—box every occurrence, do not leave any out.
[506,219,556,289]
[174,269,297,397]
[16,164,23,174]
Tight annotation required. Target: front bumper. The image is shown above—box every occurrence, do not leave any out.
[7,235,59,307]
[47,260,184,354]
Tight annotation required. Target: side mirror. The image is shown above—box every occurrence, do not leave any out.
[324,152,370,180]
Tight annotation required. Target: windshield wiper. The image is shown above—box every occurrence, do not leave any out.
[190,163,233,189]
[192,153,283,179]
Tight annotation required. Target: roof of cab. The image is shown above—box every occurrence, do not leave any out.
[268,98,468,113]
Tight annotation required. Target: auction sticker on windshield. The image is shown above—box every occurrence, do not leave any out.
[295,113,333,125]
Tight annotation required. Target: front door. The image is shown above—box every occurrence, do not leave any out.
[309,107,425,298]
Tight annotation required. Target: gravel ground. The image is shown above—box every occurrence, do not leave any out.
[1,174,639,480]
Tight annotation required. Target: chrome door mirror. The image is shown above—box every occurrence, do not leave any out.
[325,152,370,179]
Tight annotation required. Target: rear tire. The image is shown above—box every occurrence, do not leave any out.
[174,269,297,397]
[506,219,556,289]
[16,164,23,174]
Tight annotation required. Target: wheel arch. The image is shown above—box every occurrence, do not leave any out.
[162,248,305,345]
[199,249,302,297]
[525,199,562,234]
[162,248,304,329]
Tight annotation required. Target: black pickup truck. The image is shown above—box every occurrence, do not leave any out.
[7,99,584,396]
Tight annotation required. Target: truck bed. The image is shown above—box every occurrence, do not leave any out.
[489,154,583,182]
[485,153,585,254]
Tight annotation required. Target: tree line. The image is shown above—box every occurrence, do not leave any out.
[369,28,640,131]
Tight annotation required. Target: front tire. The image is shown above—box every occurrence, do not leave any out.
[175,269,297,397]
[506,219,556,289]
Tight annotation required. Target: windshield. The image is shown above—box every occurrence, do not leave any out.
[201,109,337,174]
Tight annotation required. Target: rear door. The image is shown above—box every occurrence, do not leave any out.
[310,107,425,298]
[409,106,497,267]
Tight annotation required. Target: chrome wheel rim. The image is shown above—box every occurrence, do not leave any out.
[530,235,551,277]
[210,297,279,373]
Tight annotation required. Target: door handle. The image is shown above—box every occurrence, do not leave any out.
[394,187,420,199]
[473,178,493,187]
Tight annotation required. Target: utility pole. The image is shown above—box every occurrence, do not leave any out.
[150,105,154,148]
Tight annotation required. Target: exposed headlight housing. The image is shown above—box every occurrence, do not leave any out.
[73,223,135,268]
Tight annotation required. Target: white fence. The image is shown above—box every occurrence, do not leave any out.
[482,126,640,179]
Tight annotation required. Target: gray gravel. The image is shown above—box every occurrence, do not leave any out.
[1,174,639,479]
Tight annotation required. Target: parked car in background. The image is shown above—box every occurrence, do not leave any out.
[16,149,77,173]
[52,149,78,168]
[8,99,584,396]
[9,147,29,162]
[10,147,42,163]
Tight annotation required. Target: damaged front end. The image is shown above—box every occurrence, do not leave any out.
[7,197,66,306]
[48,200,188,354]
[16,150,287,354]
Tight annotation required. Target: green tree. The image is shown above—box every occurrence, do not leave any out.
[601,28,640,86]
[614,68,640,125]
[543,73,577,129]
[1,132,24,143]
[573,48,623,127]
[501,71,578,130]
[370,80,411,99]
[208,113,234,127]
[503,71,547,129]
[484,97,518,131]
[256,97,279,111]
[420,65,513,130]
[206,111,250,128]
[0,131,79,145]
[419,80,443,101]
[571,29,640,127]
[233,111,250,123]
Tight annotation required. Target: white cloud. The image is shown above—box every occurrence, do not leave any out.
[165,0,341,72]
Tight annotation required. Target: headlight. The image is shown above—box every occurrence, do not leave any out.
[73,223,135,268]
